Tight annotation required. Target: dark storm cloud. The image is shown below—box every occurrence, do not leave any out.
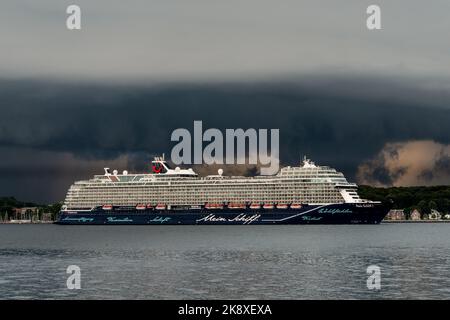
[1,76,450,202]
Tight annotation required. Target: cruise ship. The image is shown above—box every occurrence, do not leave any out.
[56,156,389,225]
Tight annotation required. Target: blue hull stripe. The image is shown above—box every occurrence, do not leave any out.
[56,203,389,225]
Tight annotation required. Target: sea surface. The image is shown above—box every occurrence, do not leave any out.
[0,223,449,299]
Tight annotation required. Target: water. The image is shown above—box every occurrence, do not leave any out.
[0,223,449,299]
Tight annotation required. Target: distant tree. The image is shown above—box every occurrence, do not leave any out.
[403,207,413,219]
[358,186,450,213]
[417,200,429,217]
[429,200,438,211]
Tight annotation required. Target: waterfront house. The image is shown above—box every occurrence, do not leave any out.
[12,207,38,220]
[429,209,442,220]
[410,209,421,221]
[386,209,406,220]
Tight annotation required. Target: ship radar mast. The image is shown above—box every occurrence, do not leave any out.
[154,153,165,162]
[302,155,317,168]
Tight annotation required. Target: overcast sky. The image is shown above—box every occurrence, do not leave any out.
[1,0,450,81]
[1,1,450,203]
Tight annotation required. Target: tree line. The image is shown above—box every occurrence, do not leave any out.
[358,185,450,216]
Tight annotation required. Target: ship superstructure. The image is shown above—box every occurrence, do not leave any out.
[63,156,365,210]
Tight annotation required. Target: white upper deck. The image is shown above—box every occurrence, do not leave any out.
[98,156,353,184]
[64,155,367,208]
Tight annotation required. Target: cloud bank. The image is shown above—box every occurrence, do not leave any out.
[1,76,450,202]
[357,140,450,186]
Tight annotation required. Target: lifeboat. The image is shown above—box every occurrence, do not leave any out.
[276,203,289,210]
[290,203,302,209]
[228,203,246,209]
[205,203,223,209]
[102,205,113,210]
[155,204,166,210]
[146,204,153,209]
[249,203,261,209]
[263,203,274,209]
[136,204,146,210]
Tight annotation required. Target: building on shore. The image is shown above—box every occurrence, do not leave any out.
[386,209,406,220]
[429,209,442,220]
[1,207,55,223]
[12,207,38,220]
[410,209,421,221]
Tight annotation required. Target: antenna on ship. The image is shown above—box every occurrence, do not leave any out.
[302,155,316,168]
[154,154,166,162]
[302,155,309,166]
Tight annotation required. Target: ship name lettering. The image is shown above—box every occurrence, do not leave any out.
[196,213,261,224]
[197,214,227,222]
[107,217,132,222]
[63,217,93,222]
[356,204,374,208]
[302,216,322,221]
[318,208,352,214]
[149,216,171,223]
[229,213,261,224]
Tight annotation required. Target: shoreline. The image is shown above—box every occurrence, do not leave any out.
[0,221,54,224]
[382,220,450,223]
[1,220,450,224]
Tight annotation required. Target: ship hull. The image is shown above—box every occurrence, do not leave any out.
[55,203,389,225]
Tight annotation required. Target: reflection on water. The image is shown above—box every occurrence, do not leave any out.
[0,224,449,299]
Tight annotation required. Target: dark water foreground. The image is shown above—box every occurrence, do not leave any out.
[0,224,449,299]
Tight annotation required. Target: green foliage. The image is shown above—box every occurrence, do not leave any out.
[358,185,450,214]
[40,202,63,220]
